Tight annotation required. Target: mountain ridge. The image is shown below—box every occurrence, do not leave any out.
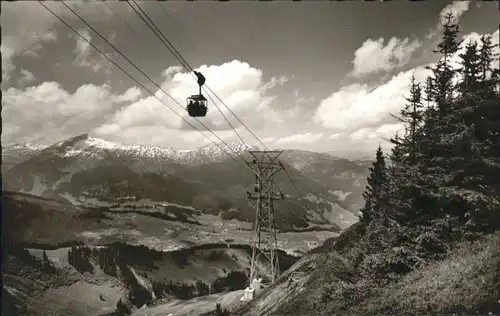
[3,134,365,232]
[3,133,373,165]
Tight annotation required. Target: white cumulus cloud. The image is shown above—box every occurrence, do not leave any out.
[2,82,140,145]
[350,123,405,141]
[350,37,421,77]
[314,66,432,131]
[18,69,36,86]
[3,59,287,149]
[427,1,471,39]
[275,133,324,145]
[73,28,109,73]
[318,26,498,152]
[440,1,471,23]
[96,60,286,144]
[1,44,16,82]
[1,2,66,82]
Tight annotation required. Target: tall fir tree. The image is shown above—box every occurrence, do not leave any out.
[361,145,389,223]
[420,76,439,165]
[457,40,480,97]
[461,35,500,233]
[423,76,434,108]
[478,35,497,85]
[431,12,462,115]
[424,12,463,182]
[398,76,425,165]
[425,16,499,234]
[388,133,405,167]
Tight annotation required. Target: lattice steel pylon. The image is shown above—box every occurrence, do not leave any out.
[246,150,285,287]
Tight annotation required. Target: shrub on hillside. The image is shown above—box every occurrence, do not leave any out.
[211,271,247,293]
[115,298,131,316]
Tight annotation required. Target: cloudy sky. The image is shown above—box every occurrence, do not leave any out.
[2,1,498,155]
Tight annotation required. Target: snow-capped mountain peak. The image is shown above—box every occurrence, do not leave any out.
[7,134,260,165]
[8,142,48,151]
[84,137,122,150]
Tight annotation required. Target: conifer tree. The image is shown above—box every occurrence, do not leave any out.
[435,13,461,62]
[388,132,407,172]
[423,76,434,108]
[457,40,480,96]
[431,12,462,114]
[426,18,500,233]
[478,35,497,84]
[361,145,389,222]
[419,75,439,167]
[422,12,463,182]
[397,76,425,165]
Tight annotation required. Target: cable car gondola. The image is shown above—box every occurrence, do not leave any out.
[187,71,208,117]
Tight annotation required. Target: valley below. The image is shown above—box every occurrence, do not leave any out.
[3,190,336,316]
[2,135,363,316]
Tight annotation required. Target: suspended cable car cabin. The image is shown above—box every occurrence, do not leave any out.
[187,71,208,117]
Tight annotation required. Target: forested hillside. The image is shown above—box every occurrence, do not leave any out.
[235,13,500,316]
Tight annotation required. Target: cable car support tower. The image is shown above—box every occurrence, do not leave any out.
[244,150,285,299]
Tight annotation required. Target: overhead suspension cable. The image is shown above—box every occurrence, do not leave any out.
[155,1,269,151]
[128,0,251,148]
[41,1,248,171]
[101,1,158,53]
[146,2,325,231]
[152,2,304,207]
[96,1,305,219]
[279,161,304,198]
[58,1,252,170]
[278,162,318,225]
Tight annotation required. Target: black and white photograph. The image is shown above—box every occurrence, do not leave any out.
[2,0,499,315]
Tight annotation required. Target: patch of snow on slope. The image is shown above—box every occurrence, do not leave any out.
[301,193,322,204]
[4,285,24,299]
[63,148,84,157]
[85,137,122,149]
[284,249,303,257]
[80,197,113,207]
[20,175,47,196]
[128,267,156,302]
[61,193,81,206]
[24,143,48,151]
[329,190,352,201]
[52,173,74,190]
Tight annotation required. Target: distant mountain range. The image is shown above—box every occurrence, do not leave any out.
[2,142,47,172]
[2,133,371,231]
[326,149,374,161]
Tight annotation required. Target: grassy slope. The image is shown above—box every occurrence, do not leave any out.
[358,233,500,315]
[3,243,299,316]
[3,249,125,316]
[233,225,500,316]
[132,290,246,316]
[2,191,108,245]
